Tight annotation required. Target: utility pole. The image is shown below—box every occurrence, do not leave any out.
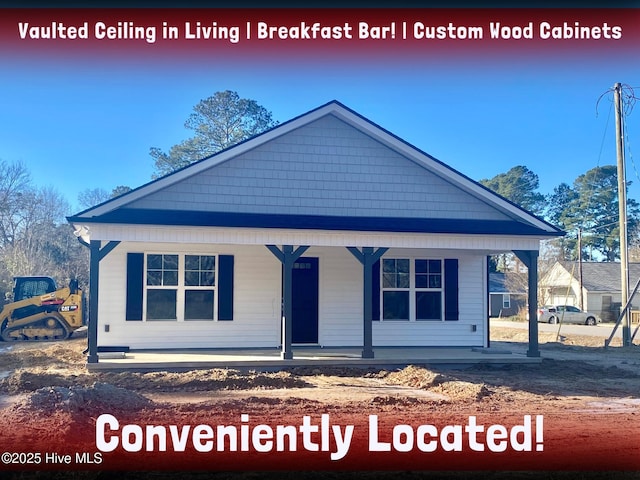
[614,82,631,346]
[578,228,584,310]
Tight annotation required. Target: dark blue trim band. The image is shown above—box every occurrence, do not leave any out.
[68,209,564,236]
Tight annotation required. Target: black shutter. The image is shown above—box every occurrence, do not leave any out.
[126,253,144,321]
[372,259,380,321]
[218,255,234,321]
[444,258,459,321]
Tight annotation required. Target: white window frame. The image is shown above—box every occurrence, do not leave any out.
[143,252,218,322]
[380,257,444,322]
[502,294,511,309]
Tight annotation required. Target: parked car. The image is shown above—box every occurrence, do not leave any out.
[537,305,601,325]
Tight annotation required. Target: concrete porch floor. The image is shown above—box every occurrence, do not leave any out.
[87,345,541,372]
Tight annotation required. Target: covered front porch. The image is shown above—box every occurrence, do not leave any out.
[83,232,544,366]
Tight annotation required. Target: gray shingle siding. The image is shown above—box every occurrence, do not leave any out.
[128,115,511,221]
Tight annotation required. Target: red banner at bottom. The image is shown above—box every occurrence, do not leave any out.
[0,404,637,472]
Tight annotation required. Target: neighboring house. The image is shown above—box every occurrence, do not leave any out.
[67,101,563,364]
[488,272,527,318]
[540,261,640,321]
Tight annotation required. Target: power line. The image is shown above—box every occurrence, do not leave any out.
[599,83,639,116]
[620,84,638,115]
[580,88,618,231]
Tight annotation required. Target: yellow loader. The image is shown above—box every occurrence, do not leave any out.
[0,276,84,341]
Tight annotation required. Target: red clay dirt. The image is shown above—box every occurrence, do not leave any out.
[0,325,638,478]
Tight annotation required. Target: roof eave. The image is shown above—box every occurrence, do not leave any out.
[67,209,565,239]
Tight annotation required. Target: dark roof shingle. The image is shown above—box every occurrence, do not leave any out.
[560,262,640,292]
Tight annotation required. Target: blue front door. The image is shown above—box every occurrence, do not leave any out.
[291,257,319,344]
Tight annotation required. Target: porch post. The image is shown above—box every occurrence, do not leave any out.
[347,246,388,359]
[266,245,309,360]
[87,240,120,364]
[514,250,540,358]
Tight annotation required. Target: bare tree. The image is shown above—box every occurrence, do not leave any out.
[0,160,31,248]
[0,160,88,295]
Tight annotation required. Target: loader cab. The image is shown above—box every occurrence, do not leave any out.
[12,276,57,302]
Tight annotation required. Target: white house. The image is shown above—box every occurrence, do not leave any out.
[541,261,640,321]
[68,101,563,364]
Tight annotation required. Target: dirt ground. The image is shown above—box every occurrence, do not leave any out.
[1,325,638,406]
[0,325,639,478]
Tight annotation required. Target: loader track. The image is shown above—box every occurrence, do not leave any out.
[1,314,71,342]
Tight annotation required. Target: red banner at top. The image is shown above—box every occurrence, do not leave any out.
[0,8,638,65]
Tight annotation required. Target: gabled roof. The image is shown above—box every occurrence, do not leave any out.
[68,100,564,238]
[548,262,640,293]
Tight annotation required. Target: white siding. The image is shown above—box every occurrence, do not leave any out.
[372,249,487,347]
[98,243,282,349]
[88,223,543,253]
[97,244,488,350]
[312,246,363,346]
[586,293,613,315]
[127,115,511,222]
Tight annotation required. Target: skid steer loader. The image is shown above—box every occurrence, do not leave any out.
[0,276,84,341]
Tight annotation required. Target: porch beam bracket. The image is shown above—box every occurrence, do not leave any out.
[88,240,121,364]
[98,240,120,261]
[513,249,540,358]
[347,246,388,359]
[266,244,310,360]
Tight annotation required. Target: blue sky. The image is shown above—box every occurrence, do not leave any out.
[1,9,639,216]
